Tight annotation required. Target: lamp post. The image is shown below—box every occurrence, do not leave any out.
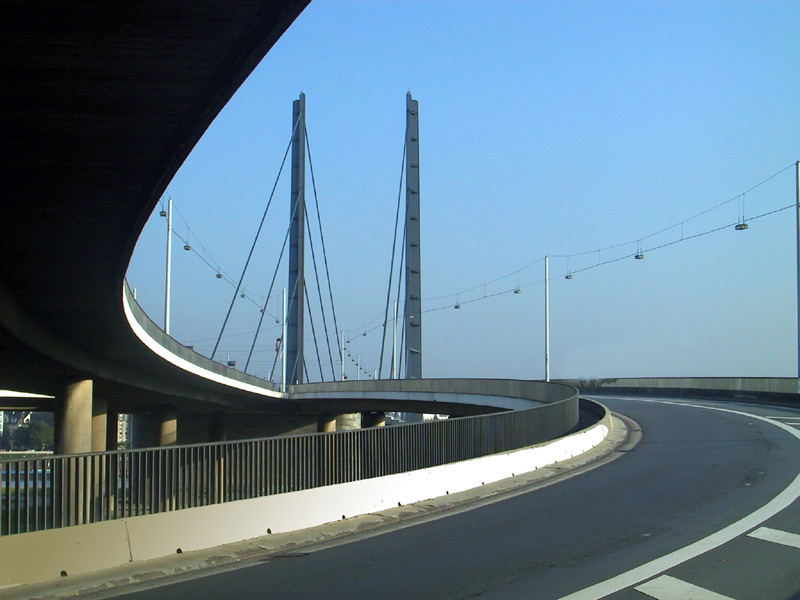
[281,288,287,393]
[340,331,345,381]
[545,256,550,382]
[392,300,398,379]
[796,161,799,393]
[163,197,172,334]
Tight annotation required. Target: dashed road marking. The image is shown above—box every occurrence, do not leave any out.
[748,526,800,549]
[635,575,736,599]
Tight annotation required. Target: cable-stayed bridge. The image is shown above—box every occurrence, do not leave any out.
[3,4,800,599]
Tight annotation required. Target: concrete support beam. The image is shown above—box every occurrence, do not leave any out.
[361,411,386,428]
[91,396,107,452]
[55,379,93,454]
[336,413,362,431]
[317,413,337,433]
[106,410,119,451]
[159,407,177,446]
[210,411,228,442]
[130,413,159,449]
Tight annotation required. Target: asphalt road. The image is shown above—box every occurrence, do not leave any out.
[112,397,800,600]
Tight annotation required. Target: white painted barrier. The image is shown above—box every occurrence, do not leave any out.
[0,413,610,588]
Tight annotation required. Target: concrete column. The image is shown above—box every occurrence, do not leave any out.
[106,411,119,451]
[130,413,159,449]
[56,379,93,454]
[361,411,386,428]
[317,413,337,433]
[159,407,178,446]
[91,397,107,452]
[210,411,228,442]
[336,413,362,431]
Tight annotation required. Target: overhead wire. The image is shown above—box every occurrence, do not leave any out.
[305,129,343,374]
[211,110,302,360]
[304,192,337,380]
[304,284,325,382]
[244,185,304,373]
[339,163,796,343]
[379,136,407,379]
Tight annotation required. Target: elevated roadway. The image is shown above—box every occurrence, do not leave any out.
[0,2,310,424]
[95,395,800,600]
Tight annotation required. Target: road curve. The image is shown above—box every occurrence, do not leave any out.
[109,396,800,599]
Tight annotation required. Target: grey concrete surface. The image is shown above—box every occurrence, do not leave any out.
[0,3,309,411]
[557,377,798,394]
[3,412,630,600]
[71,396,800,600]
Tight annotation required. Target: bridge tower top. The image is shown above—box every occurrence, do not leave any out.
[405,93,422,379]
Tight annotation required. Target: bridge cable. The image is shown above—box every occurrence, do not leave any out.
[303,200,337,380]
[378,137,407,379]
[304,283,325,381]
[286,268,305,384]
[211,111,302,360]
[244,186,304,373]
[394,225,406,377]
[306,129,343,374]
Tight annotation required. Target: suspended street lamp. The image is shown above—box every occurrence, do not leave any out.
[736,193,749,230]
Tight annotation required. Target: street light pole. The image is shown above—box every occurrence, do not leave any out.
[545,255,550,382]
[281,288,287,393]
[164,197,172,334]
[392,300,398,379]
[795,161,799,393]
[340,330,345,381]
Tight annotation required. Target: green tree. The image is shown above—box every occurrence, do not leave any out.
[9,421,53,451]
[29,421,53,451]
[12,425,30,450]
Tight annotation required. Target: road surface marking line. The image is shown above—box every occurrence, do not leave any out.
[747,526,800,549]
[764,416,800,424]
[634,575,737,599]
[557,398,800,600]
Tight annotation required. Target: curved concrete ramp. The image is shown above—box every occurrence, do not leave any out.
[0,400,614,588]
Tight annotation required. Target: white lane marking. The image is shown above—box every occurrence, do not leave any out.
[748,526,800,549]
[764,416,800,424]
[635,575,736,599]
[558,397,800,600]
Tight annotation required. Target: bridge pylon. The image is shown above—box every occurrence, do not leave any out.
[287,93,306,385]
[405,93,422,379]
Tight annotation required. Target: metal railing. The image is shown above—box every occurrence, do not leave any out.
[2,384,578,537]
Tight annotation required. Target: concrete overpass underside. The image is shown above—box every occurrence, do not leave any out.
[1,2,317,444]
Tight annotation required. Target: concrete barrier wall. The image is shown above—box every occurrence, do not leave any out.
[293,378,577,403]
[124,282,282,397]
[557,377,797,394]
[0,401,610,588]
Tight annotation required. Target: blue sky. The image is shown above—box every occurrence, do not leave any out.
[127,1,800,382]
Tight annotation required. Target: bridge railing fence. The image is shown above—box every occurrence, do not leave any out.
[1,396,576,537]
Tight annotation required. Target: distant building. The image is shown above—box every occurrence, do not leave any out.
[118,414,131,447]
